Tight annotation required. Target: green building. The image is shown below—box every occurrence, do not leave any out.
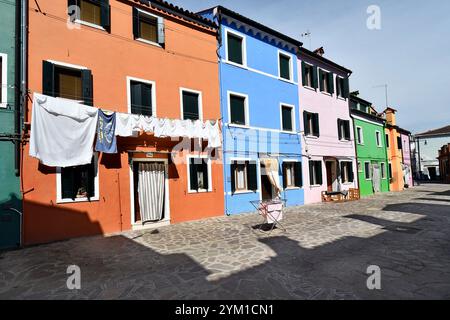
[350,93,390,197]
[0,0,21,249]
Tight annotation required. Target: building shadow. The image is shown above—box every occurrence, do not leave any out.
[415,197,450,203]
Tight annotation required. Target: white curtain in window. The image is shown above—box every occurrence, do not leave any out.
[372,163,381,193]
[138,162,165,223]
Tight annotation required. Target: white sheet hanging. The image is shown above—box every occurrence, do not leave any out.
[29,93,99,167]
[115,113,140,137]
[138,162,165,223]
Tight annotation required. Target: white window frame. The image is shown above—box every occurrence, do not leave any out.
[134,8,163,48]
[278,50,294,82]
[179,87,203,121]
[357,161,363,173]
[72,0,107,31]
[279,103,296,133]
[302,62,316,90]
[364,161,372,181]
[336,76,346,99]
[56,153,100,204]
[127,76,157,116]
[310,160,323,187]
[224,28,247,68]
[375,130,383,147]
[282,159,301,190]
[356,126,364,145]
[341,161,353,184]
[227,90,249,128]
[230,157,257,195]
[319,68,332,95]
[381,162,387,179]
[0,53,7,108]
[186,155,212,193]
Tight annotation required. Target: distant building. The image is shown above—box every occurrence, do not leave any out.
[438,144,450,184]
[414,125,450,180]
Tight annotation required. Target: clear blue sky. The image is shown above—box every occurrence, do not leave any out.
[172,0,450,134]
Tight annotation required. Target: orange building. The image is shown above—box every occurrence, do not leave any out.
[22,0,224,245]
[384,108,404,191]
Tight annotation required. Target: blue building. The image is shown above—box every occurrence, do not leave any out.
[198,6,304,215]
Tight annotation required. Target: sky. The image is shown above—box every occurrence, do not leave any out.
[172,0,450,134]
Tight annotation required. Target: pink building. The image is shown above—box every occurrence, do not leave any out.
[298,47,357,204]
[400,131,414,187]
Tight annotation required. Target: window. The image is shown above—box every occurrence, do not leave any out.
[397,136,403,150]
[231,161,257,193]
[282,161,302,189]
[375,131,382,147]
[336,76,349,98]
[69,0,110,29]
[358,161,362,172]
[388,163,393,179]
[188,157,211,193]
[386,134,390,148]
[303,111,320,137]
[43,61,93,105]
[381,162,387,179]
[340,161,354,183]
[279,52,292,81]
[356,126,364,144]
[58,156,98,202]
[281,105,294,132]
[229,92,248,126]
[129,78,154,116]
[364,162,371,180]
[319,69,334,94]
[309,160,323,186]
[301,62,317,88]
[0,53,7,107]
[133,7,165,46]
[226,31,245,65]
[181,89,202,120]
[338,119,351,141]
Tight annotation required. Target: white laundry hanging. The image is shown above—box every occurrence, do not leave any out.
[115,113,140,137]
[29,93,99,167]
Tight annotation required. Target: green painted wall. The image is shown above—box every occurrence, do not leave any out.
[0,0,21,249]
[353,116,390,197]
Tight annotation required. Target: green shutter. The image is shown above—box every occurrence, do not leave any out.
[81,69,93,106]
[100,0,110,30]
[317,162,323,185]
[42,61,55,97]
[141,83,152,116]
[130,81,142,114]
[132,7,139,39]
[230,163,236,193]
[247,162,257,191]
[301,61,307,86]
[189,159,198,191]
[312,65,318,89]
[303,111,310,135]
[86,159,95,198]
[227,33,243,65]
[309,161,314,185]
[279,54,291,80]
[313,113,320,137]
[294,162,303,187]
[230,95,246,125]
[201,160,209,190]
[348,163,354,182]
[183,91,199,120]
[328,73,334,94]
[281,106,292,131]
[344,121,351,140]
[343,77,350,98]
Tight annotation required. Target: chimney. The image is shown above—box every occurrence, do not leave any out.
[313,47,325,57]
[384,107,397,126]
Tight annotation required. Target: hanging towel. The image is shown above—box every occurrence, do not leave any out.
[29,93,99,167]
[139,115,157,133]
[206,120,222,148]
[115,113,140,137]
[95,110,117,154]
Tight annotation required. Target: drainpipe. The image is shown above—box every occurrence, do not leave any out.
[14,0,21,176]
[21,0,28,126]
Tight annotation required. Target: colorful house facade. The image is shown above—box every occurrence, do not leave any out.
[438,144,450,184]
[198,6,304,214]
[0,0,21,249]
[350,93,390,197]
[399,129,413,187]
[384,108,406,191]
[298,47,356,204]
[22,0,224,245]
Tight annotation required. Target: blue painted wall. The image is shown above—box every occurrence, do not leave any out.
[200,10,304,215]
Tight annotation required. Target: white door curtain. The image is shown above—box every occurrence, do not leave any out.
[261,158,282,197]
[138,162,165,223]
[29,93,222,167]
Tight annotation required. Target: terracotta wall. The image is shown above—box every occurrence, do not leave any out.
[386,128,404,192]
[23,0,223,245]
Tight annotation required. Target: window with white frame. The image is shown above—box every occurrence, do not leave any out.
[381,162,387,179]
[281,104,295,132]
[69,0,110,30]
[231,160,257,193]
[375,131,382,147]
[319,69,334,94]
[282,161,302,188]
[229,92,248,126]
[57,155,99,203]
[132,7,165,46]
[128,77,155,116]
[181,88,202,120]
[188,156,211,193]
[356,126,364,144]
[301,62,316,88]
[226,30,245,66]
[309,160,323,186]
[338,119,351,141]
[279,52,292,81]
[340,161,354,183]
[364,162,371,180]
[0,53,7,107]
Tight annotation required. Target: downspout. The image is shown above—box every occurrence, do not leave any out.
[21,0,28,126]
[14,0,21,177]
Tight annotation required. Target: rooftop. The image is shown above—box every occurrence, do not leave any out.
[416,125,450,137]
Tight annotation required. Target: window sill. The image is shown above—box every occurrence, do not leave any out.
[224,60,248,70]
[0,103,8,109]
[320,91,333,97]
[74,19,106,31]
[309,184,323,188]
[339,139,351,142]
[284,186,301,191]
[136,38,162,48]
[342,182,354,185]
[228,123,250,129]
[303,85,317,92]
[280,130,297,135]
[278,77,295,85]
[232,190,256,195]
[337,96,347,101]
[56,197,99,204]
[306,135,320,139]
[188,189,212,194]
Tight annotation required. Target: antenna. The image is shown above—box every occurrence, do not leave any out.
[373,84,389,108]
[301,29,312,50]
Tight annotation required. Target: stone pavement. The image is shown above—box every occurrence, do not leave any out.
[1,184,450,299]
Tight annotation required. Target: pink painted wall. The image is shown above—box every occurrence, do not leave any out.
[298,55,357,204]
[401,133,413,186]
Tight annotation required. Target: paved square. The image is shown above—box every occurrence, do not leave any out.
[1,184,450,299]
